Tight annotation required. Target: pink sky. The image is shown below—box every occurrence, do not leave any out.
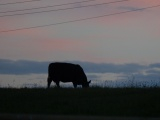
[0,0,160,63]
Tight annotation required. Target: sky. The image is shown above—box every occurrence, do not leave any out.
[0,0,160,87]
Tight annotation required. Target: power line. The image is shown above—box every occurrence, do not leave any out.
[0,0,96,14]
[0,0,130,17]
[0,0,41,6]
[0,4,160,33]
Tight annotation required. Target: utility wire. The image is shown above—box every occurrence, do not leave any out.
[0,4,160,33]
[0,0,41,6]
[0,0,130,17]
[0,0,96,14]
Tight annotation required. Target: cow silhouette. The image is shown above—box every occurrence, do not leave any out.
[47,62,91,88]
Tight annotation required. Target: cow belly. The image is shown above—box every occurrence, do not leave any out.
[50,73,76,83]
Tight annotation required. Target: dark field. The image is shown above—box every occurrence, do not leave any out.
[0,87,160,117]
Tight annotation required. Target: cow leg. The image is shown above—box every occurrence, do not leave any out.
[47,77,52,88]
[55,81,60,88]
[73,82,77,88]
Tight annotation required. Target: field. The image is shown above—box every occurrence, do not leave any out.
[0,87,160,119]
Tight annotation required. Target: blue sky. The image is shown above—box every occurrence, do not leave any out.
[0,0,160,87]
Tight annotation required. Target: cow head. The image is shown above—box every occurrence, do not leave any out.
[82,80,91,88]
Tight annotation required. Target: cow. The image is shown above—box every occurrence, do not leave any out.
[47,62,91,88]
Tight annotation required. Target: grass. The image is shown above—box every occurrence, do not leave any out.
[0,87,160,117]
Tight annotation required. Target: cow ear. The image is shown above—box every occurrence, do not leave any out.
[88,80,91,84]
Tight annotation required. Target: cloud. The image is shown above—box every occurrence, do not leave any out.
[75,61,146,74]
[1,59,160,85]
[149,63,160,68]
[0,59,149,75]
[0,59,49,75]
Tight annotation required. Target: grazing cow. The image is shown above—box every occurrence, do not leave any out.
[47,62,91,88]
